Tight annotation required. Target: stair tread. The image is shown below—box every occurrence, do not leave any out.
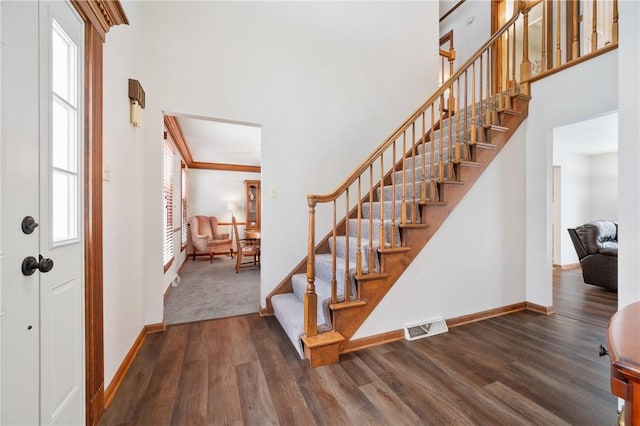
[498,107,520,116]
[378,246,412,254]
[330,300,367,311]
[399,223,428,229]
[292,272,344,301]
[354,272,391,281]
[273,291,331,322]
[328,235,383,273]
[272,290,335,358]
[270,294,306,358]
[364,197,423,222]
[346,218,402,245]
[474,142,495,149]
[315,253,362,289]
[486,124,509,132]
[331,235,390,249]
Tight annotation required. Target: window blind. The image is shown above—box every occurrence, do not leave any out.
[163,142,175,271]
[181,164,188,251]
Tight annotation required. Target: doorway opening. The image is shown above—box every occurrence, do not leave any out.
[551,111,618,318]
[162,113,262,325]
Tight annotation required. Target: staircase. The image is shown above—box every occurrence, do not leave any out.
[268,5,532,366]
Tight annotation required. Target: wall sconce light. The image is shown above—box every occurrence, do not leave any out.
[227,202,238,218]
[128,78,145,127]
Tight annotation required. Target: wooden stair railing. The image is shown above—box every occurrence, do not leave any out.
[301,5,527,355]
[519,0,619,83]
[266,0,619,367]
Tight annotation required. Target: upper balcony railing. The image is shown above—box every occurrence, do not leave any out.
[519,0,618,84]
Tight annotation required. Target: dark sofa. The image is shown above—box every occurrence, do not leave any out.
[567,220,617,290]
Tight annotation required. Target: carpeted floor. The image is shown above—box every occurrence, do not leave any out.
[164,256,260,325]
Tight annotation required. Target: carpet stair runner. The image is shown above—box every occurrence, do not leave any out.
[271,93,521,358]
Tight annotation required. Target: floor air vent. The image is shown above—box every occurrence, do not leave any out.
[404,318,448,341]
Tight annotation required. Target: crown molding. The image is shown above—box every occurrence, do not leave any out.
[190,162,261,173]
[72,0,129,40]
[164,116,195,166]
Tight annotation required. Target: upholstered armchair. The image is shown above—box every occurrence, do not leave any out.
[567,220,618,290]
[189,216,233,262]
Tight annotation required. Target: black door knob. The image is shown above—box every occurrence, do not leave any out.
[21,255,54,276]
[38,255,54,273]
[22,256,38,276]
[21,216,39,235]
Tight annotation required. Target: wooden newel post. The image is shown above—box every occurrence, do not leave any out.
[304,197,318,338]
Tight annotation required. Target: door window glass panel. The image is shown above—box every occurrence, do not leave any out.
[52,99,76,171]
[52,21,75,105]
[51,19,79,243]
[52,171,77,242]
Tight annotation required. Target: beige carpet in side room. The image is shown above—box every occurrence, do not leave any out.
[164,256,260,325]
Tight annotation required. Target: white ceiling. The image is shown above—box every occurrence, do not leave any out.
[553,112,618,155]
[173,114,262,166]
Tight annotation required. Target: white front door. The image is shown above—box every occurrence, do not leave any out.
[1,1,85,424]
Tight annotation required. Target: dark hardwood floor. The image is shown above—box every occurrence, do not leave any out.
[100,267,618,425]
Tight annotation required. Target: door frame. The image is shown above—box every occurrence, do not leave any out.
[66,2,128,425]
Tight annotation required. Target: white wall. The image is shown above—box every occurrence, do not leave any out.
[188,169,259,222]
[440,0,462,20]
[525,50,618,307]
[356,123,527,338]
[618,0,640,308]
[439,0,491,69]
[188,168,260,239]
[552,145,618,266]
[97,0,640,385]
[553,150,590,265]
[590,152,618,221]
[102,2,146,387]
[100,0,440,377]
